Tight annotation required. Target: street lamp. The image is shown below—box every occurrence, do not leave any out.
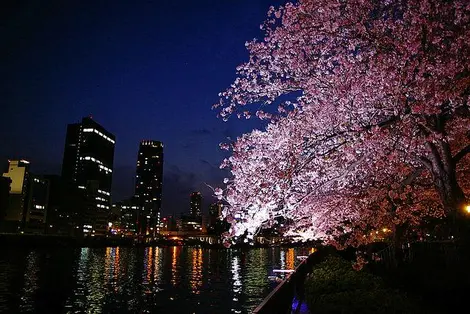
[465,205,470,214]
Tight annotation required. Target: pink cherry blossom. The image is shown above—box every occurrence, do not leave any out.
[215,0,470,248]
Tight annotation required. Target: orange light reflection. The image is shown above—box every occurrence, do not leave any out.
[286,248,295,270]
[190,248,203,294]
[171,246,180,287]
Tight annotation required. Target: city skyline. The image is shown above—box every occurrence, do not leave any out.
[0,0,284,215]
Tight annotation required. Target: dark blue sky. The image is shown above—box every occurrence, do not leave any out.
[0,0,286,215]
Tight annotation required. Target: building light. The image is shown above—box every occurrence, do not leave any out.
[98,189,110,196]
[98,164,113,173]
[82,128,115,144]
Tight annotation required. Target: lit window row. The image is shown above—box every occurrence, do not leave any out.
[96,197,106,202]
[78,185,86,190]
[97,204,109,209]
[80,156,113,173]
[34,205,45,209]
[99,164,113,173]
[82,128,115,144]
[122,205,139,210]
[98,189,110,196]
[81,156,101,163]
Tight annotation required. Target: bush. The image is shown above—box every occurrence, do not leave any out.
[304,255,430,313]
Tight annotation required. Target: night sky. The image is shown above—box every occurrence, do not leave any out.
[1,0,286,215]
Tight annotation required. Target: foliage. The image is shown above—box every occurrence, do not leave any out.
[214,0,470,247]
[304,255,429,313]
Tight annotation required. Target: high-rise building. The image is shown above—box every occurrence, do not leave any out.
[178,192,203,233]
[134,140,163,236]
[190,192,202,218]
[1,160,49,233]
[112,199,139,237]
[207,202,227,235]
[209,202,222,225]
[0,176,12,230]
[44,175,85,236]
[2,160,30,232]
[61,116,115,235]
[24,175,49,233]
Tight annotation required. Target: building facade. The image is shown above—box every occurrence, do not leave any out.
[2,160,30,232]
[178,192,203,232]
[61,116,115,235]
[0,176,12,231]
[1,160,49,233]
[208,202,222,231]
[24,175,49,233]
[190,192,202,218]
[44,175,85,236]
[112,199,139,237]
[134,140,163,236]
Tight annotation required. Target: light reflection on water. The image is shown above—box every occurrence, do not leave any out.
[0,246,313,313]
[20,251,38,313]
[190,248,203,294]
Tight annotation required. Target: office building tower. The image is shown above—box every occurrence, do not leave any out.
[209,202,222,225]
[2,160,30,232]
[112,199,139,236]
[1,160,49,233]
[190,192,202,217]
[0,176,12,231]
[61,116,115,235]
[44,175,85,236]
[178,192,203,233]
[24,175,49,233]
[134,140,163,236]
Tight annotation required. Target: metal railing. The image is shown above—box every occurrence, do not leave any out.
[253,249,329,314]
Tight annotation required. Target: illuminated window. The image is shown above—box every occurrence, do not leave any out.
[82,128,115,144]
[98,189,110,196]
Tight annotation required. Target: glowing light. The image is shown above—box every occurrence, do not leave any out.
[286,248,295,270]
[171,246,180,287]
[465,205,470,214]
[190,248,203,294]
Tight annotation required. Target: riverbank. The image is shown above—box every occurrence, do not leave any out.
[254,246,448,314]
[304,254,435,313]
[0,233,316,249]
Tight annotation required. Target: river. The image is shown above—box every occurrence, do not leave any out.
[0,246,313,313]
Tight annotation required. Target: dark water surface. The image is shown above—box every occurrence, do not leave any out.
[0,246,312,313]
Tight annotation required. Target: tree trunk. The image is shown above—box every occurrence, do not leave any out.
[425,138,468,239]
[435,171,468,239]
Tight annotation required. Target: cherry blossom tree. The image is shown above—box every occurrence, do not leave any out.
[214,0,470,246]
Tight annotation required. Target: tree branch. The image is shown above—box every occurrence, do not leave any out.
[453,143,470,164]
[400,168,424,187]
[419,157,433,171]
[426,142,444,173]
